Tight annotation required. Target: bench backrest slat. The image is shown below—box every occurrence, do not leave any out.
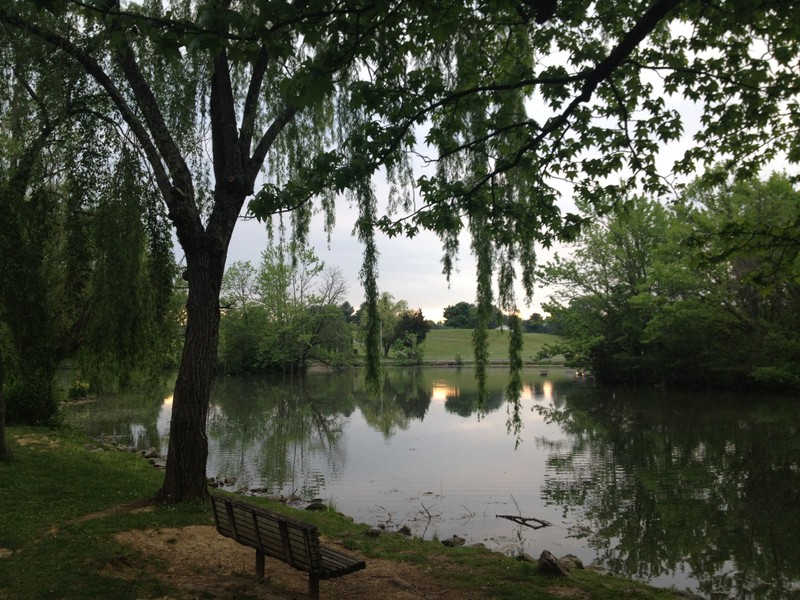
[225,500,239,540]
[211,497,235,538]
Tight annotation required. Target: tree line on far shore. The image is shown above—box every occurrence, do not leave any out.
[216,244,558,375]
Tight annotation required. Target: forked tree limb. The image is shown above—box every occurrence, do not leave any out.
[496,514,552,530]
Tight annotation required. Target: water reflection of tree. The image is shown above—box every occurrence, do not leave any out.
[63,381,170,450]
[209,370,436,493]
[443,370,539,417]
[444,388,504,416]
[537,386,800,599]
[208,374,354,497]
[354,368,430,437]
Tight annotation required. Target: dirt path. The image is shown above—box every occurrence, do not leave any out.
[113,525,490,599]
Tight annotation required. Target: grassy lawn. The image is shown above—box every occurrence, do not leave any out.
[0,426,681,600]
[422,328,561,362]
[0,427,203,599]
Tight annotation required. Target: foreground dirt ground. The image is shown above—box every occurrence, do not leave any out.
[115,525,502,599]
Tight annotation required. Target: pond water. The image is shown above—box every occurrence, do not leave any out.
[64,367,800,599]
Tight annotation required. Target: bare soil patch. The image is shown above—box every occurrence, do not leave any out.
[13,434,62,449]
[113,525,489,599]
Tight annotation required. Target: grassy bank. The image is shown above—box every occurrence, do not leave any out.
[418,328,561,363]
[0,426,686,599]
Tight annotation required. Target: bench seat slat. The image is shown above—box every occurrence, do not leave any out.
[318,546,366,579]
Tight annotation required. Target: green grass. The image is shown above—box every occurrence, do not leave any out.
[0,425,680,600]
[0,427,207,599]
[422,328,561,362]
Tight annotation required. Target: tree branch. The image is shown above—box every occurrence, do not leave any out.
[209,48,243,189]
[249,106,299,177]
[239,46,270,159]
[459,0,684,200]
[0,7,183,227]
[110,23,195,203]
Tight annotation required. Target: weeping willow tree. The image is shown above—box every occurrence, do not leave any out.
[0,24,176,432]
[1,0,797,500]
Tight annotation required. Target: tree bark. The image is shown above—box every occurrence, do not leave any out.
[156,234,226,502]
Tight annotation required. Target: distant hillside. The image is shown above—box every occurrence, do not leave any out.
[422,328,561,363]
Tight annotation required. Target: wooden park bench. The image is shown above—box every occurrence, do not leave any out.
[210,494,366,599]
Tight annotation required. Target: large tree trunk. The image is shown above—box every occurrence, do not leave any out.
[156,236,227,502]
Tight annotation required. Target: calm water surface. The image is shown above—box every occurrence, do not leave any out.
[64,367,800,599]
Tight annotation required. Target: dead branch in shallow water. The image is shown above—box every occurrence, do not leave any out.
[496,514,552,530]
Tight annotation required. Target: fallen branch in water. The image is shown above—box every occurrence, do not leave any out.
[496,514,552,530]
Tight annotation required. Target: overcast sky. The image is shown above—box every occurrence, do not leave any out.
[223,200,558,323]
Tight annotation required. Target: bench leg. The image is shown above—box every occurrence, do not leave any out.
[255,549,265,579]
[309,575,320,599]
